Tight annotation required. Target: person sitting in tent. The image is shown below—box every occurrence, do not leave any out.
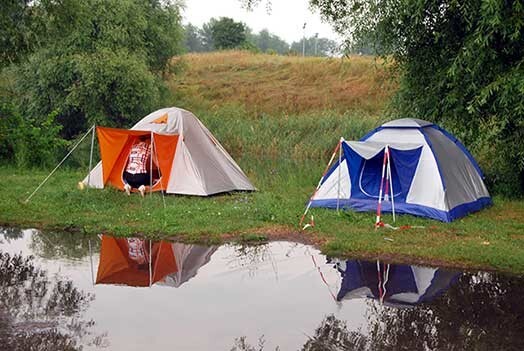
[123,136,155,197]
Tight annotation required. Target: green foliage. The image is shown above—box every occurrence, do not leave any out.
[0,0,37,67]
[184,22,292,56]
[210,17,248,50]
[311,0,524,196]
[1,0,183,141]
[0,102,67,167]
[248,29,290,54]
[15,48,162,137]
[184,23,205,52]
[290,35,340,57]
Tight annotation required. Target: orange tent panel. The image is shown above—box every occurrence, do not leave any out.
[96,127,179,192]
[96,235,178,287]
[152,113,168,124]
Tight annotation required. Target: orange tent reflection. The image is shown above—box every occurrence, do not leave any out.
[96,235,178,287]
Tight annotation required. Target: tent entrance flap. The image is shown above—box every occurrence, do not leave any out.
[97,127,179,191]
[343,142,423,203]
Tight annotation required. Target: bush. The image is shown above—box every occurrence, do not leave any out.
[0,102,67,168]
[14,49,162,138]
[1,0,184,142]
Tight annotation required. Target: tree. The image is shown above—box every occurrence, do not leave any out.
[291,35,339,57]
[210,17,247,50]
[0,251,104,350]
[184,23,204,52]
[3,0,184,140]
[0,0,38,67]
[200,21,215,51]
[249,29,290,54]
[310,0,524,195]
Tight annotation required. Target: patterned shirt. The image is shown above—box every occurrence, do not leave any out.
[127,238,148,265]
[126,141,151,174]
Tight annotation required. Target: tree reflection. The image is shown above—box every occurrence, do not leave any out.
[226,243,279,278]
[0,251,106,350]
[302,315,366,351]
[231,270,524,350]
[366,271,524,350]
[0,227,25,241]
[29,230,99,261]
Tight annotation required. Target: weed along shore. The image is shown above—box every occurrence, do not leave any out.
[2,52,524,275]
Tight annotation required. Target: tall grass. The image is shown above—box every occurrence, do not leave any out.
[192,104,382,161]
[169,51,395,116]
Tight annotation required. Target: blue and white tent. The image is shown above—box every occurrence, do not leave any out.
[308,118,491,222]
[332,259,459,307]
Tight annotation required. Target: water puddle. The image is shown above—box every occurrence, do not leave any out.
[1,228,523,350]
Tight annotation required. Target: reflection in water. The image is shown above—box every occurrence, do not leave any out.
[0,251,105,350]
[332,259,459,307]
[2,228,524,350]
[94,235,216,288]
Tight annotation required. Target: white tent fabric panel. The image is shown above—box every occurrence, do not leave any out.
[382,118,433,128]
[366,129,446,210]
[83,162,104,188]
[345,141,423,159]
[314,159,351,200]
[406,145,447,210]
[423,127,490,208]
[366,128,426,144]
[168,140,207,196]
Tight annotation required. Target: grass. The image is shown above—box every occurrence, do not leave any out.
[2,51,524,274]
[169,51,396,116]
[2,159,524,274]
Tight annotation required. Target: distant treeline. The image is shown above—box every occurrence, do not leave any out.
[183,17,340,57]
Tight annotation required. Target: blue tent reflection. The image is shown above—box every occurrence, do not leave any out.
[332,259,459,307]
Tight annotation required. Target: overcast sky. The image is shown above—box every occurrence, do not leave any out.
[182,0,340,44]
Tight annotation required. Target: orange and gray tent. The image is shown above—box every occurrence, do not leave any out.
[82,107,255,196]
[96,235,178,287]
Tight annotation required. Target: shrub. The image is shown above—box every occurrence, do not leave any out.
[0,102,67,168]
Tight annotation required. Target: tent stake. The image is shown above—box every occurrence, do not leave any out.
[24,125,95,203]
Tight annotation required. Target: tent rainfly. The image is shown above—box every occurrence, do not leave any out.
[96,235,178,287]
[82,107,256,196]
[333,259,459,307]
[307,118,491,222]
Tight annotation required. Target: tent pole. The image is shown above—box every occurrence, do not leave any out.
[375,146,388,229]
[387,148,396,222]
[88,238,94,286]
[376,260,383,304]
[336,138,343,212]
[86,124,96,191]
[300,141,341,227]
[24,125,95,203]
[151,136,167,220]
[149,239,152,287]
[149,131,153,198]
[150,134,167,227]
